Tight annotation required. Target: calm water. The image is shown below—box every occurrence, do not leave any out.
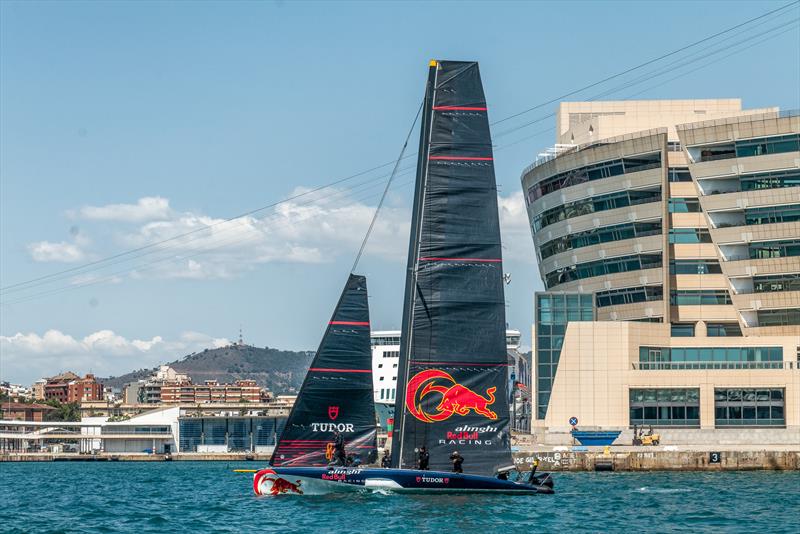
[1,462,798,533]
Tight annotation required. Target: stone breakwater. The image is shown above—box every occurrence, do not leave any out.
[2,448,799,470]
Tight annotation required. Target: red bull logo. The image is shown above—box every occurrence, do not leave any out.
[253,469,303,496]
[405,369,497,423]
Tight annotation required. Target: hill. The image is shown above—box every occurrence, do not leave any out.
[101,345,314,395]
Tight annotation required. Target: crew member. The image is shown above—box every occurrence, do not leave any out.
[333,430,347,466]
[449,451,464,473]
[417,446,430,470]
[381,450,391,468]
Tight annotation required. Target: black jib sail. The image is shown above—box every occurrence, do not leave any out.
[391,60,511,476]
[270,274,377,467]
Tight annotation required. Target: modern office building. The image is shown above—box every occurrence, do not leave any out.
[521,100,800,442]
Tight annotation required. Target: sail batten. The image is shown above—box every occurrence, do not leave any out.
[392,60,511,476]
[270,274,377,467]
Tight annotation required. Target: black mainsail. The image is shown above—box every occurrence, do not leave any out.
[391,60,511,475]
[270,274,377,467]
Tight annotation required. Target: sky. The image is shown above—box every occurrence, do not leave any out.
[1,0,799,385]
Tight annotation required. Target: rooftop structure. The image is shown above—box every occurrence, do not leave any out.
[521,100,800,442]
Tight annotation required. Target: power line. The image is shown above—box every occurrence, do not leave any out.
[2,1,796,298]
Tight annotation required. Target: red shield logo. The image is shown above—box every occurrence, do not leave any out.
[328,406,339,421]
[416,476,421,482]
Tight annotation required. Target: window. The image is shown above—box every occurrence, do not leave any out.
[532,188,662,231]
[740,169,800,191]
[735,134,800,158]
[629,388,700,427]
[668,168,692,182]
[706,323,742,337]
[669,259,722,274]
[671,323,695,337]
[745,204,800,225]
[526,151,661,202]
[715,388,785,427]
[749,239,800,259]
[667,142,683,152]
[539,220,662,259]
[670,290,731,305]
[757,308,800,327]
[753,273,800,293]
[378,364,383,368]
[535,292,594,419]
[668,198,701,213]
[638,346,782,369]
[379,376,384,381]
[544,253,662,288]
[698,143,735,162]
[669,228,712,244]
[380,389,385,400]
[596,286,663,308]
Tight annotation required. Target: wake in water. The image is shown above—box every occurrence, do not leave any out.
[634,486,695,494]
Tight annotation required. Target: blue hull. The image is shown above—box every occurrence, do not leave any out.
[254,467,554,495]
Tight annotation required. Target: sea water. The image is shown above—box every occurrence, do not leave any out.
[1,462,798,533]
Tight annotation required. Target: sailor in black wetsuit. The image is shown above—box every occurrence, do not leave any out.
[449,451,464,473]
[381,450,391,468]
[417,446,430,470]
[333,430,347,466]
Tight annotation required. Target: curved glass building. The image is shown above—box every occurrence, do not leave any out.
[521,101,800,441]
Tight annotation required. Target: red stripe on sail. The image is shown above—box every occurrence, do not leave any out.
[308,368,372,373]
[328,321,370,326]
[428,156,493,161]
[419,257,501,262]
[410,361,511,367]
[432,106,487,111]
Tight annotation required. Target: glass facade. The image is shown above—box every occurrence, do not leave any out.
[697,133,800,162]
[539,220,661,260]
[714,388,785,427]
[535,293,594,419]
[668,198,702,213]
[629,388,700,427]
[544,253,662,288]
[668,167,692,182]
[757,308,800,327]
[527,151,661,202]
[670,323,695,337]
[753,273,800,293]
[178,417,287,452]
[669,228,712,244]
[670,289,732,305]
[638,346,783,370]
[745,204,800,225]
[703,169,800,194]
[706,323,743,337]
[596,285,663,307]
[533,188,661,231]
[749,239,800,259]
[669,259,721,274]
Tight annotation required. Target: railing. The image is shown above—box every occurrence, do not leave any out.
[633,361,794,370]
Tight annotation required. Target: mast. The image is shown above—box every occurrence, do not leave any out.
[391,60,438,469]
[391,60,511,476]
[270,274,377,467]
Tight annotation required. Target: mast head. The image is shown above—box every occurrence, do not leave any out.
[429,60,437,67]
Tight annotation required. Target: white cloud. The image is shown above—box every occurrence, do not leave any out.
[77,196,171,223]
[27,240,85,263]
[0,329,230,384]
[498,191,535,263]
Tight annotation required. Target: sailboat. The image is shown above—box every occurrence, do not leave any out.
[253,60,553,495]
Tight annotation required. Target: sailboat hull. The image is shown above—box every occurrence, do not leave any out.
[253,467,554,496]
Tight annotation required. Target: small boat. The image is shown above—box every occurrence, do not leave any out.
[571,430,622,446]
[254,60,553,496]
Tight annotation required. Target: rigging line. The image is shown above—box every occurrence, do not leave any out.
[5,4,796,293]
[590,17,800,102]
[351,101,423,273]
[1,176,421,306]
[0,155,417,293]
[493,15,800,141]
[0,158,419,296]
[623,22,800,100]
[489,0,799,126]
